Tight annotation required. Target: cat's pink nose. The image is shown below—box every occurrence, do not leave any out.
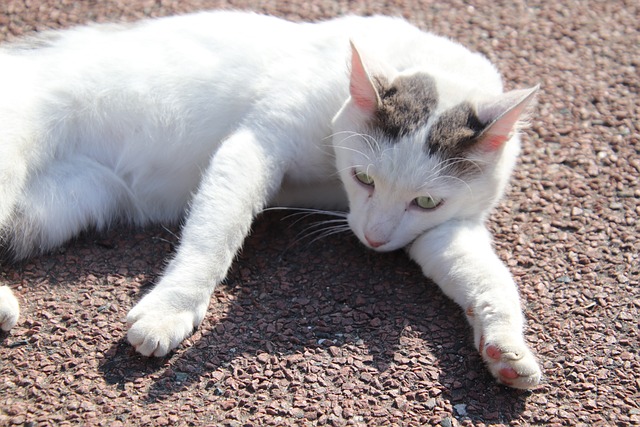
[365,235,387,248]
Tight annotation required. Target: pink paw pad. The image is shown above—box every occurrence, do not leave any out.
[485,344,502,360]
[499,367,520,380]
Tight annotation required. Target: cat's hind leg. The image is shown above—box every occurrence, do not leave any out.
[7,155,144,260]
[0,140,30,252]
[408,220,542,389]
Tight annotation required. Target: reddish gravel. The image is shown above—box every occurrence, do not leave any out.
[1,1,639,426]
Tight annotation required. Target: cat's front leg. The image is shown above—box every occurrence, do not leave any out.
[0,285,20,331]
[127,129,285,356]
[408,219,541,389]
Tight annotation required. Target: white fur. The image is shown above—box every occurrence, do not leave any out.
[0,11,540,388]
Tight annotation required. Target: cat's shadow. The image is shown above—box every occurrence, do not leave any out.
[96,212,530,420]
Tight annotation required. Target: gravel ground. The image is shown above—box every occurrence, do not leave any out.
[1,0,638,426]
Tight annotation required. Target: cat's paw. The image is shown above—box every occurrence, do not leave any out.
[126,288,208,357]
[0,285,20,331]
[479,334,542,390]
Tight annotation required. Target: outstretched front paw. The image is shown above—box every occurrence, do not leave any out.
[126,288,208,357]
[0,285,20,331]
[479,335,542,390]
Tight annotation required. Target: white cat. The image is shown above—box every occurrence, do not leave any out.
[0,11,541,389]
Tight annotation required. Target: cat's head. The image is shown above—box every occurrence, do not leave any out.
[332,42,538,252]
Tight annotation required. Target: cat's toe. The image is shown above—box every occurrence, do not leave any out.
[126,288,207,357]
[127,313,194,357]
[479,335,542,390]
[0,285,20,331]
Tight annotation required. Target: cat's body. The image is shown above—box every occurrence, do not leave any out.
[0,11,541,388]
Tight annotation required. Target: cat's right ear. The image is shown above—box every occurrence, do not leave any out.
[475,85,539,152]
[349,41,381,116]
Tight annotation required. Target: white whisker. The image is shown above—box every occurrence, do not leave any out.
[436,174,472,191]
[360,132,381,154]
[428,156,485,176]
[421,174,472,193]
[262,206,353,249]
[333,144,372,162]
[329,130,382,159]
[303,226,352,246]
[289,223,351,248]
[295,219,350,235]
[418,156,485,193]
[262,206,348,218]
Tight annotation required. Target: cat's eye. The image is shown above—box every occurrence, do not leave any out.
[354,171,375,186]
[413,196,442,210]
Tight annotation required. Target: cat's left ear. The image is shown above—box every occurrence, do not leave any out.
[349,41,381,115]
[476,85,539,152]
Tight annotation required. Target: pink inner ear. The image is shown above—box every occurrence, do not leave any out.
[351,84,378,112]
[482,134,509,152]
[477,86,539,152]
[478,101,523,151]
[349,42,379,114]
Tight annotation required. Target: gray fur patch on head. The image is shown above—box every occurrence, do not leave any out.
[372,73,438,138]
[426,102,486,156]
[426,102,489,176]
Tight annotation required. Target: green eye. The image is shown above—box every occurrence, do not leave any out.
[413,196,442,210]
[354,171,375,186]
